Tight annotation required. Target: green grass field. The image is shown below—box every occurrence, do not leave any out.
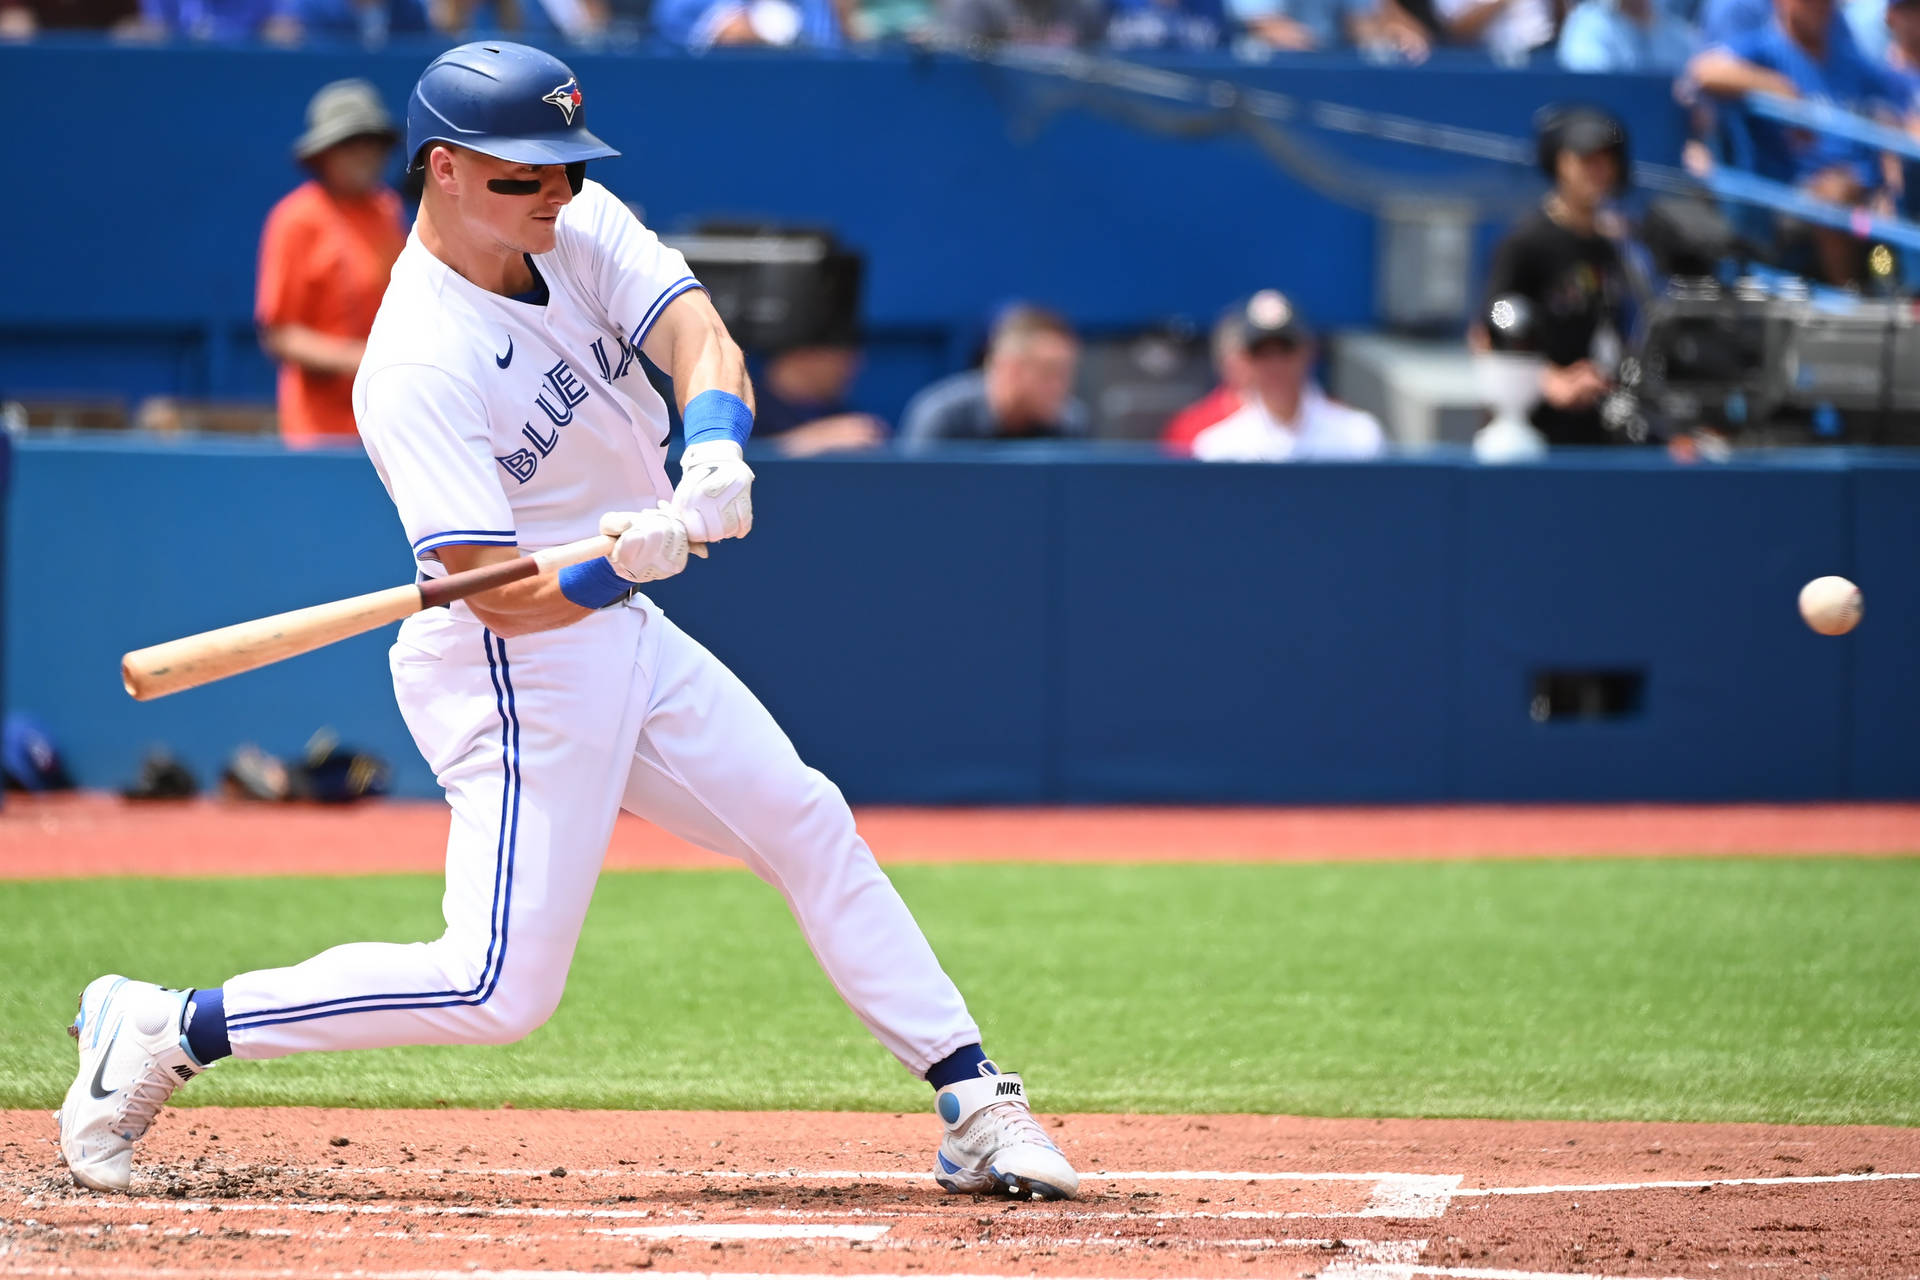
[5,859,1917,1125]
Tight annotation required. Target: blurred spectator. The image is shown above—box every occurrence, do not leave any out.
[1472,107,1631,445]
[0,0,137,36]
[900,306,1088,449]
[653,0,839,45]
[1230,0,1429,54]
[1162,306,1251,456]
[1432,0,1554,64]
[284,0,431,39]
[256,81,405,446]
[846,0,932,36]
[1698,0,1771,41]
[128,0,300,40]
[1689,0,1918,284]
[1108,0,1228,49]
[1557,0,1693,70]
[1887,0,1920,74]
[1190,291,1385,462]
[935,0,1104,44]
[753,344,889,456]
[1849,0,1920,74]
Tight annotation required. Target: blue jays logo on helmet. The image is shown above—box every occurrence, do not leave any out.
[542,79,583,125]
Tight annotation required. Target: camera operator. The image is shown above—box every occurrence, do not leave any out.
[1472,106,1637,446]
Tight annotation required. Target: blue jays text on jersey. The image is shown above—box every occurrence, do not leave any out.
[495,335,641,484]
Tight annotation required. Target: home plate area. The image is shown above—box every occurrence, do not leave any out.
[3,1111,1918,1279]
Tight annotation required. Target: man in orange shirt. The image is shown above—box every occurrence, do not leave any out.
[257,79,408,446]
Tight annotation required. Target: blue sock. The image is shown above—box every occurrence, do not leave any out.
[926,1044,996,1090]
[182,988,231,1065]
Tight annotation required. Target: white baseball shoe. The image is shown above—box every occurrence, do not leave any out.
[933,1070,1079,1200]
[55,976,209,1192]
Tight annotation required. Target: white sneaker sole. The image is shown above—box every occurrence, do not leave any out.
[934,1147,1078,1201]
[58,978,136,1193]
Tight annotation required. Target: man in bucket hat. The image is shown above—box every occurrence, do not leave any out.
[256,79,407,446]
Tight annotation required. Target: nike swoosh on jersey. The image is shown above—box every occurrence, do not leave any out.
[88,1034,119,1099]
[495,338,513,369]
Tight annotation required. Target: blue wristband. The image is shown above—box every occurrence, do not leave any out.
[558,557,634,609]
[683,389,754,448]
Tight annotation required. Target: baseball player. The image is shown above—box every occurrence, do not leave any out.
[57,42,1078,1204]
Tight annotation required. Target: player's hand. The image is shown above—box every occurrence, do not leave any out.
[600,506,691,584]
[671,440,754,543]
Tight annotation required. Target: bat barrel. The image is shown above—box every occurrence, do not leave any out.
[118,534,624,701]
[120,584,424,701]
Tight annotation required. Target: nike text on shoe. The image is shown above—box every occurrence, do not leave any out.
[56,976,208,1192]
[932,1071,1079,1200]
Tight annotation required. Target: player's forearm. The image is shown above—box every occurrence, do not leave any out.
[437,545,595,638]
[641,291,754,414]
[669,322,751,413]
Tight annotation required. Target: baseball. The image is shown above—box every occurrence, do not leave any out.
[1799,575,1863,636]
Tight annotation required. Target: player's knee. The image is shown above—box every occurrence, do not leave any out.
[425,938,567,1045]
[473,964,568,1043]
[462,981,563,1044]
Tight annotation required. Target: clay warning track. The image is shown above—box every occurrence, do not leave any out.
[6,795,1920,879]
[4,1110,1918,1279]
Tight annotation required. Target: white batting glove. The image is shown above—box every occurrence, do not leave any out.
[599,506,691,584]
[671,440,754,544]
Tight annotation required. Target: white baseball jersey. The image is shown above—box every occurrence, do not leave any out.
[354,180,700,572]
[220,181,979,1076]
[1192,385,1387,462]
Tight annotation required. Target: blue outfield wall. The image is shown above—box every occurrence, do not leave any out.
[8,439,1914,803]
[0,42,1686,420]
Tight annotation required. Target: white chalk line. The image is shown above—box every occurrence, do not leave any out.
[1452,1170,1920,1196]
[0,1270,1278,1280]
[1410,1271,1700,1280]
[217,1164,1920,1194]
[6,1219,890,1245]
[12,1199,1392,1224]
[316,1165,1401,1182]
[586,1224,889,1242]
[0,1270,1717,1280]
[11,1215,1404,1253]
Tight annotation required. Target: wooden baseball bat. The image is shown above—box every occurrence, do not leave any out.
[121,534,650,701]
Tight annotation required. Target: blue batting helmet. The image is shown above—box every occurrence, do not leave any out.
[406,42,619,178]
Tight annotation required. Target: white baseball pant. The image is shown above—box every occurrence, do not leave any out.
[220,595,981,1075]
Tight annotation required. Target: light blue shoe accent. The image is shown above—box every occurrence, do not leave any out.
[938,1092,961,1124]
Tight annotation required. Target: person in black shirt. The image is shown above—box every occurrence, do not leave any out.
[1474,107,1634,446]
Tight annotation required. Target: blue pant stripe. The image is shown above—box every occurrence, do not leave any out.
[225,632,521,1031]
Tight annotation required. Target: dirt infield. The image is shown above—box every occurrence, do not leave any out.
[4,1110,1918,1279]
[5,794,1920,879]
[7,799,1918,1277]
